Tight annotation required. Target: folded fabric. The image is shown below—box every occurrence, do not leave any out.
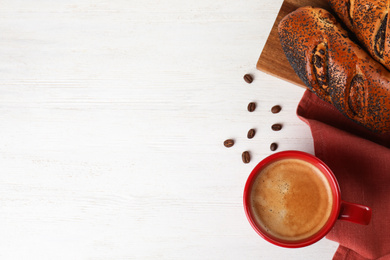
[297,90,390,260]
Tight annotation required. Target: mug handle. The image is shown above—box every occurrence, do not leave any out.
[338,200,371,225]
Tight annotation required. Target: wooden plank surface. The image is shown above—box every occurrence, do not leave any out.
[0,0,339,259]
[257,0,331,87]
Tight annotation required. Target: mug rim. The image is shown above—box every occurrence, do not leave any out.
[243,150,341,248]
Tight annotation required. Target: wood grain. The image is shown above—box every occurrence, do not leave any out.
[257,0,331,87]
[0,0,338,259]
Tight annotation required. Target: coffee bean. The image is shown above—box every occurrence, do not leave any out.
[272,123,282,131]
[247,129,256,139]
[243,74,253,84]
[242,151,250,163]
[270,142,278,151]
[271,105,282,114]
[247,102,256,112]
[223,139,234,148]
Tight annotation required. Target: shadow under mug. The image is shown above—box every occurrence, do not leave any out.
[243,150,371,248]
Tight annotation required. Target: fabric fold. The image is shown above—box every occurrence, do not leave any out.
[297,90,390,260]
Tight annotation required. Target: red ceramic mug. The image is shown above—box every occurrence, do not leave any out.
[243,150,371,248]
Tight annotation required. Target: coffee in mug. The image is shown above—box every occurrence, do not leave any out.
[243,151,371,248]
[250,158,333,241]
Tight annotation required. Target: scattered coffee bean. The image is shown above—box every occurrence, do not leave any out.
[272,123,282,131]
[247,102,256,112]
[224,139,235,148]
[247,129,256,139]
[243,74,253,84]
[242,151,251,163]
[271,105,282,114]
[270,142,278,151]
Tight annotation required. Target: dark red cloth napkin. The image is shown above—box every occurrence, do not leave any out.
[297,90,390,260]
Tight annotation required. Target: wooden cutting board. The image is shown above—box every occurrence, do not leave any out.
[257,0,331,87]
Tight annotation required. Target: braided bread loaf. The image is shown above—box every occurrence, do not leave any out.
[278,6,390,133]
[328,0,390,71]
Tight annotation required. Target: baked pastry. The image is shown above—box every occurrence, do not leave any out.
[278,6,390,133]
[328,0,390,71]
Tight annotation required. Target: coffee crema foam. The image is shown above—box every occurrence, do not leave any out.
[250,158,333,241]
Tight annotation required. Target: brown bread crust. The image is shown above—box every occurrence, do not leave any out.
[278,7,390,133]
[328,0,390,71]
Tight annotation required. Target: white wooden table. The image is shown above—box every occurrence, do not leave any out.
[0,0,339,259]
